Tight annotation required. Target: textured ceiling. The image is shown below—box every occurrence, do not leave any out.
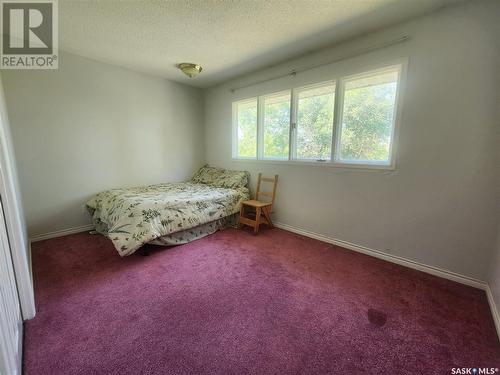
[59,0,460,88]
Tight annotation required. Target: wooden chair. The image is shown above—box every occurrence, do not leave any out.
[238,173,278,234]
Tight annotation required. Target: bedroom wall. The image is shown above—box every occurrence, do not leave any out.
[1,52,204,237]
[487,46,500,321]
[203,0,500,280]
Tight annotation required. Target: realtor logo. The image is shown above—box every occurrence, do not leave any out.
[0,0,58,69]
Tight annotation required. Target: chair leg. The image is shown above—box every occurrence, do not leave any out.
[238,204,245,228]
[262,207,274,228]
[254,207,261,234]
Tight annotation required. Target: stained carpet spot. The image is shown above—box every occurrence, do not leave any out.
[368,308,387,327]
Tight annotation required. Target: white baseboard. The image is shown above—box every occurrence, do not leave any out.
[28,220,500,340]
[29,224,94,243]
[274,221,500,340]
[485,286,500,340]
[274,222,487,290]
[32,221,488,289]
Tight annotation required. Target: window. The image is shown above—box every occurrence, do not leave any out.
[336,68,399,164]
[232,63,404,168]
[262,91,290,160]
[294,83,335,161]
[233,98,257,159]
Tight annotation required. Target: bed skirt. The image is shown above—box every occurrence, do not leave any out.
[93,213,238,248]
[148,214,238,246]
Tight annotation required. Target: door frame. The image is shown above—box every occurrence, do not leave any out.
[0,74,35,320]
[0,198,23,375]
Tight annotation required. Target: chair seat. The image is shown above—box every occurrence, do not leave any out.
[242,199,272,208]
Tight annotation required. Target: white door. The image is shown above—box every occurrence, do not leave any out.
[0,74,35,321]
[0,197,22,375]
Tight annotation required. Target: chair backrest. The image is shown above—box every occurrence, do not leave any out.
[255,173,278,212]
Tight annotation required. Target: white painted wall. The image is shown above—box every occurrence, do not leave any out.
[1,52,204,237]
[204,1,500,280]
[487,39,500,318]
[1,1,498,284]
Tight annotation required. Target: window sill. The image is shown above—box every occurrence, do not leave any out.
[231,158,396,171]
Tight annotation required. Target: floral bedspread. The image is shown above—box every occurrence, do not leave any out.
[86,182,249,256]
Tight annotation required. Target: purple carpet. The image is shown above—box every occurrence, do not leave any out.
[25,228,499,374]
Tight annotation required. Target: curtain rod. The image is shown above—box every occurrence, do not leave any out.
[230,35,410,93]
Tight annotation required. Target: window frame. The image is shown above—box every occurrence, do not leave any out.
[291,80,337,162]
[259,89,292,161]
[334,65,402,167]
[232,97,258,160]
[231,59,407,170]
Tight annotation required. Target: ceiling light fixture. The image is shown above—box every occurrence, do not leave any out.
[178,63,203,78]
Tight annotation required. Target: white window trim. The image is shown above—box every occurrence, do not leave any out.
[259,90,291,161]
[232,98,258,160]
[334,64,403,167]
[231,58,408,170]
[292,80,337,162]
